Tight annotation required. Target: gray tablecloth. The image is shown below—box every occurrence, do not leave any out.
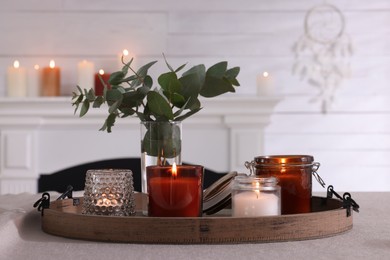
[0,192,388,260]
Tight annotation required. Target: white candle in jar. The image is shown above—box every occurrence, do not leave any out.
[27,64,41,97]
[232,190,280,217]
[7,60,27,97]
[77,60,95,88]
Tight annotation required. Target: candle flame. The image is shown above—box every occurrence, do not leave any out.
[13,60,20,69]
[280,158,287,173]
[262,71,269,78]
[49,60,55,68]
[34,64,40,70]
[122,49,129,56]
[254,181,260,198]
[99,69,105,75]
[172,163,177,178]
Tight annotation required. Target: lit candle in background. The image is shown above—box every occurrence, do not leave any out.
[77,60,95,89]
[41,60,60,96]
[256,71,274,96]
[118,48,136,70]
[7,60,27,97]
[27,64,41,97]
[94,69,111,96]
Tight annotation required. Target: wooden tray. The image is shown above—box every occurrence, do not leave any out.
[41,193,353,244]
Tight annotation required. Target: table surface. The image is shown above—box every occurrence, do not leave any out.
[0,191,388,260]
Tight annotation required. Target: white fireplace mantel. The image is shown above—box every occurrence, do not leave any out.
[0,96,281,194]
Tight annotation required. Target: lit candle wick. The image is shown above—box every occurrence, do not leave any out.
[99,69,105,75]
[13,60,20,69]
[262,71,269,78]
[254,181,260,199]
[172,163,177,178]
[49,60,55,69]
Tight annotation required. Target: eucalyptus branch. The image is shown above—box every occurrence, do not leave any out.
[72,56,240,132]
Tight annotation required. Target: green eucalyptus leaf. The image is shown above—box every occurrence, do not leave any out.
[86,88,96,101]
[109,98,122,114]
[99,113,117,133]
[80,99,90,117]
[225,66,240,79]
[119,107,135,116]
[93,96,104,108]
[137,85,150,95]
[147,91,173,120]
[185,96,201,110]
[108,71,126,85]
[121,90,145,108]
[158,72,181,94]
[163,91,186,108]
[76,85,83,94]
[175,63,187,73]
[105,89,123,106]
[207,61,227,78]
[143,75,153,88]
[179,65,205,97]
[200,76,235,97]
[174,107,202,121]
[131,61,158,87]
[229,77,240,87]
[163,53,174,72]
[121,58,133,76]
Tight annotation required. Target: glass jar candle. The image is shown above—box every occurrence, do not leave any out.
[253,155,320,215]
[147,164,204,217]
[232,176,281,217]
[82,169,136,216]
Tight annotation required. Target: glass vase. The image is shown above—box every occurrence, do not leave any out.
[140,121,182,213]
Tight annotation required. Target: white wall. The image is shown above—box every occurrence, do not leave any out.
[1,0,389,191]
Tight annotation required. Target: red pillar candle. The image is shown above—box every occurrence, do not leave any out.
[41,60,60,96]
[147,164,204,217]
[94,69,111,96]
[254,155,317,215]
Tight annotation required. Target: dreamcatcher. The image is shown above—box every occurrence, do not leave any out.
[292,3,353,112]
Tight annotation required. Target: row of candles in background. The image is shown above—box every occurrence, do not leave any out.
[5,49,137,97]
[6,59,111,97]
[6,52,275,97]
[82,155,315,218]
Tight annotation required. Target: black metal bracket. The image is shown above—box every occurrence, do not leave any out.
[33,192,50,216]
[327,185,360,217]
[56,185,74,200]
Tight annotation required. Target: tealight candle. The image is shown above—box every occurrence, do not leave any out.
[82,169,136,216]
[41,60,60,96]
[232,176,281,217]
[77,60,95,89]
[147,163,204,217]
[94,69,111,96]
[7,60,27,97]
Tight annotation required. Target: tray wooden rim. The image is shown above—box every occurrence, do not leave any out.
[41,195,353,244]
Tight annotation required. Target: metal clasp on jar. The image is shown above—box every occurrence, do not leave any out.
[244,160,326,188]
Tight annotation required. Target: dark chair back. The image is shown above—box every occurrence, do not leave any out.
[38,158,225,193]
